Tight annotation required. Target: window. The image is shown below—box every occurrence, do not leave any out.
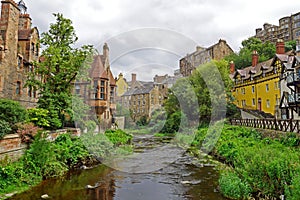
[93,80,98,99]
[266,84,269,92]
[110,87,114,102]
[17,56,22,70]
[28,87,32,97]
[275,81,280,90]
[266,99,270,108]
[75,85,80,95]
[100,80,105,100]
[31,42,35,54]
[16,81,21,95]
[252,86,255,93]
[252,98,255,106]
[296,30,300,37]
[242,100,246,107]
[241,88,245,95]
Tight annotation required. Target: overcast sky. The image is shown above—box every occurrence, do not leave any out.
[24,0,300,81]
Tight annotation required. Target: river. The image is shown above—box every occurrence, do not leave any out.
[9,134,228,200]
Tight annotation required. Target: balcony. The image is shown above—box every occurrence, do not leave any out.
[287,73,300,86]
[288,93,300,104]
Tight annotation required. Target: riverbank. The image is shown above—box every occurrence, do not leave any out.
[0,129,133,199]
[191,124,300,200]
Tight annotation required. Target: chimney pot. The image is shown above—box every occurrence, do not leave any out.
[276,39,285,54]
[131,73,136,82]
[252,51,259,67]
[230,61,235,74]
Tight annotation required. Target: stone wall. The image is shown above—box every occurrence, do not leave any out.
[0,134,27,161]
[0,128,81,161]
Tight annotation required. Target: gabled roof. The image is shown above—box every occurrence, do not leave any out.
[89,55,106,78]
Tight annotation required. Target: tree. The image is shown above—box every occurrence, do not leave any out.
[225,37,276,69]
[26,13,94,129]
[285,40,296,52]
[162,60,235,133]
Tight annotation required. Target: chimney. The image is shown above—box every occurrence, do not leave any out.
[276,39,285,54]
[131,73,136,82]
[230,61,235,74]
[252,51,259,67]
[19,14,32,29]
[103,43,109,59]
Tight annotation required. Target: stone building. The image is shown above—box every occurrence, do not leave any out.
[179,39,233,77]
[0,0,39,107]
[121,74,160,122]
[75,43,116,129]
[255,11,300,43]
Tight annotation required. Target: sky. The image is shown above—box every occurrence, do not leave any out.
[23,0,300,81]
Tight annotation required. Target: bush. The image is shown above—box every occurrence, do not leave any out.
[26,108,51,128]
[0,99,27,125]
[104,129,132,146]
[219,170,251,199]
[16,122,42,143]
[0,120,12,139]
[86,120,97,132]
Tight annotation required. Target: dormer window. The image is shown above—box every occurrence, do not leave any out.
[17,56,22,70]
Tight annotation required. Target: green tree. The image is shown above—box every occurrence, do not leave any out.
[285,40,296,52]
[163,60,234,133]
[225,37,276,69]
[26,13,94,129]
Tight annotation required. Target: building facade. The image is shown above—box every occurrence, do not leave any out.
[75,44,116,129]
[0,0,39,107]
[232,41,290,117]
[179,39,233,77]
[255,11,300,43]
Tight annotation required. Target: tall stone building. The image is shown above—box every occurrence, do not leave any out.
[255,11,300,43]
[0,0,39,107]
[75,43,116,129]
[179,39,233,77]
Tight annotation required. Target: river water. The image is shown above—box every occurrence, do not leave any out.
[10,135,228,200]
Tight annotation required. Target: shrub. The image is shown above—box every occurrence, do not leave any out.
[86,120,97,132]
[16,122,42,143]
[26,108,51,128]
[0,120,12,139]
[104,129,132,146]
[0,99,27,125]
[219,170,251,199]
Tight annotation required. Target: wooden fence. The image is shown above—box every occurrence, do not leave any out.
[230,118,300,133]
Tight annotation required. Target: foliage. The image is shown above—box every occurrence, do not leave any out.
[192,125,300,199]
[225,37,276,69]
[54,134,89,167]
[0,120,12,139]
[26,13,94,130]
[0,99,27,127]
[162,60,232,133]
[81,132,114,159]
[285,40,296,52]
[26,108,50,128]
[16,122,42,143]
[85,120,97,132]
[104,129,133,146]
[136,116,148,126]
[219,170,251,199]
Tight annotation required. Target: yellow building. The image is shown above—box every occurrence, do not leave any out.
[232,41,288,117]
[116,73,128,97]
